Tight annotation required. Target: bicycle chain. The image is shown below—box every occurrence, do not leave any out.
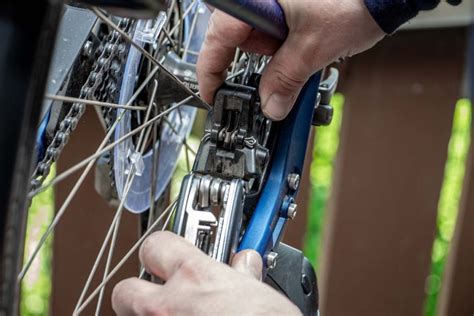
[29,18,132,194]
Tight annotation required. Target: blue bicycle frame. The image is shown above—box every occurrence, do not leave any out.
[204,0,322,259]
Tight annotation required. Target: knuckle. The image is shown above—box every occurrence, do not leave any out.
[112,278,136,310]
[139,232,164,272]
[139,236,154,266]
[111,279,126,303]
[205,13,221,44]
[113,278,167,316]
[177,259,203,283]
[135,299,164,316]
[205,10,250,46]
[273,68,306,93]
[139,231,167,260]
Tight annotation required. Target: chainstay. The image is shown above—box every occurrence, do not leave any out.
[29,18,132,195]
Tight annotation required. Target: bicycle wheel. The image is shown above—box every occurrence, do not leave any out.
[0,1,272,314]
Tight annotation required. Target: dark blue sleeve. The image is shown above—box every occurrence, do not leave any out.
[364,0,462,34]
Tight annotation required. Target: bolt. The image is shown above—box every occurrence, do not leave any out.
[287,203,298,219]
[266,252,278,269]
[82,40,93,58]
[287,173,300,191]
[301,274,312,295]
[312,104,334,126]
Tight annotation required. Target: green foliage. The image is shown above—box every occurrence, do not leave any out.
[424,99,471,316]
[21,168,55,316]
[304,93,344,271]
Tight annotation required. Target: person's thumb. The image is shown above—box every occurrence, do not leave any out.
[231,250,263,280]
[259,35,316,121]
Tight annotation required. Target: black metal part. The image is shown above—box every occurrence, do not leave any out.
[312,68,339,126]
[447,0,462,5]
[203,0,289,41]
[73,0,169,18]
[193,82,269,187]
[312,104,334,127]
[265,243,319,316]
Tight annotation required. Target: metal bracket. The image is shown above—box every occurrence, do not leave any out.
[265,243,319,316]
[312,68,339,126]
[193,82,270,189]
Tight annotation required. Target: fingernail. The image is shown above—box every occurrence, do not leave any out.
[262,93,294,121]
[232,250,263,280]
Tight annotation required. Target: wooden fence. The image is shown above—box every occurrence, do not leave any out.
[53,21,473,316]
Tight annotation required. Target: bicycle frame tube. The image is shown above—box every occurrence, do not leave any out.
[204,0,288,40]
[239,73,321,257]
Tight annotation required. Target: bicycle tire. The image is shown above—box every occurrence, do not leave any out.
[0,1,63,314]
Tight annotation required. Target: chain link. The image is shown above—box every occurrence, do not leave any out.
[30,18,132,194]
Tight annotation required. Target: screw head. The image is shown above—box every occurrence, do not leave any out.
[82,40,93,57]
[287,173,300,191]
[266,252,278,269]
[301,274,312,295]
[287,203,298,219]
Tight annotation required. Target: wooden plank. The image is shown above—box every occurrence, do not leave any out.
[52,109,140,315]
[319,27,467,316]
[437,25,474,316]
[437,133,474,316]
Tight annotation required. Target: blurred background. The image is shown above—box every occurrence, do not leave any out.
[22,2,473,315]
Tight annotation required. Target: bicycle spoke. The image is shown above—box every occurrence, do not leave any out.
[163,116,197,156]
[74,200,177,315]
[44,94,147,111]
[179,48,200,56]
[147,107,161,230]
[91,7,210,111]
[75,110,157,312]
[94,80,159,314]
[19,65,163,280]
[175,109,194,172]
[231,48,241,76]
[73,203,122,313]
[182,1,200,61]
[168,0,198,37]
[141,179,176,279]
[157,0,179,52]
[28,96,193,199]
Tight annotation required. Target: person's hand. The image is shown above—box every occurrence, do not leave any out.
[112,231,301,315]
[197,0,385,120]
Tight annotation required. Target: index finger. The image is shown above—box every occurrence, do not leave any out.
[139,231,210,281]
[196,10,253,104]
